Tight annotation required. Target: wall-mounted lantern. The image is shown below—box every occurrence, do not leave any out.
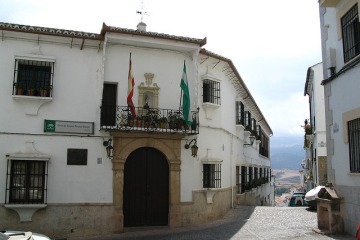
[103,139,113,159]
[184,138,198,157]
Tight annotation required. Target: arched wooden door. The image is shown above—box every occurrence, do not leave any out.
[123,147,169,227]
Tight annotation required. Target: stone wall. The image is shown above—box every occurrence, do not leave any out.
[180,188,232,226]
[236,184,271,206]
[1,189,233,239]
[0,204,115,239]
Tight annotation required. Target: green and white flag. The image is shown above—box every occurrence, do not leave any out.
[180,61,192,126]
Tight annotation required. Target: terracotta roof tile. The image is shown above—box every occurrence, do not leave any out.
[0,22,102,40]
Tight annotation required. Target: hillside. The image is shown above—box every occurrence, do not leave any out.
[270,136,305,170]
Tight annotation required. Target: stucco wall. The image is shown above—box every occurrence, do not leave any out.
[320,1,360,236]
[336,185,360,236]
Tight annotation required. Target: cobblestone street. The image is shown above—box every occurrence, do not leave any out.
[71,206,354,240]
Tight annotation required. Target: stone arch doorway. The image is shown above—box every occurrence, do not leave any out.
[110,132,182,233]
[123,147,169,227]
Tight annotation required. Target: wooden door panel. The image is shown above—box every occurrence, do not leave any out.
[101,83,117,126]
[124,147,169,227]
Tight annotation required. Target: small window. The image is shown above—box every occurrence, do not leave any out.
[259,130,269,158]
[246,167,254,189]
[254,167,258,181]
[203,164,221,188]
[7,160,47,204]
[236,166,247,194]
[203,79,220,105]
[13,59,54,97]
[341,4,360,62]
[67,149,88,165]
[348,118,360,173]
[235,101,245,125]
[245,111,252,131]
[256,125,261,139]
[251,119,257,133]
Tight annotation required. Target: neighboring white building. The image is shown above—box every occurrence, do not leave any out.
[0,21,272,239]
[318,0,360,236]
[303,62,327,191]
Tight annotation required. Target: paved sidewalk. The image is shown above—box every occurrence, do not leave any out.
[71,206,354,240]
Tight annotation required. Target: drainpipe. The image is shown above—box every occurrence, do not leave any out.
[100,35,108,105]
[230,135,234,208]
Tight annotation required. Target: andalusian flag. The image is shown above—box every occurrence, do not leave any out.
[127,53,136,118]
[180,61,192,126]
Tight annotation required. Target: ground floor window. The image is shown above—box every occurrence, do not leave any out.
[348,118,360,173]
[6,160,48,204]
[203,164,221,188]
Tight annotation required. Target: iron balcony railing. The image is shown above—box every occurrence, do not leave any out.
[100,106,199,134]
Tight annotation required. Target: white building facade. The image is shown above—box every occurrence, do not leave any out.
[303,62,327,190]
[319,0,360,236]
[0,21,272,239]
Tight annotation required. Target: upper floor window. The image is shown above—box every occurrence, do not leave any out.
[245,111,252,131]
[13,58,54,97]
[259,130,270,158]
[348,118,360,173]
[235,101,245,125]
[341,4,360,62]
[203,163,221,188]
[203,79,220,105]
[256,125,261,139]
[251,118,257,133]
[6,160,48,204]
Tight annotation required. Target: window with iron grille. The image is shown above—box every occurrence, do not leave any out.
[348,118,360,173]
[248,166,253,183]
[241,166,247,193]
[259,130,269,158]
[13,58,54,97]
[341,4,360,62]
[254,167,258,181]
[235,101,245,125]
[245,111,252,131]
[6,160,48,204]
[236,166,240,193]
[236,166,247,194]
[203,164,221,188]
[251,119,257,133]
[203,79,220,105]
[256,125,261,139]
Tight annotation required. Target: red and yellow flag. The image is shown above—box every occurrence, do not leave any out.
[127,53,136,118]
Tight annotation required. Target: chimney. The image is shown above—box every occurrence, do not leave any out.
[137,22,147,32]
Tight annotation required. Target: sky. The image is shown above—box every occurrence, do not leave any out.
[0,0,322,144]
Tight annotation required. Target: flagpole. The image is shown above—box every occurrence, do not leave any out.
[129,52,132,113]
[179,89,183,112]
[127,52,137,118]
[179,60,184,112]
[180,60,192,126]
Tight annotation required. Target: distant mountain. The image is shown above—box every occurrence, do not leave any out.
[270,135,305,170]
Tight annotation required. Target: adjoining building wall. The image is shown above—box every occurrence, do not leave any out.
[319,1,360,236]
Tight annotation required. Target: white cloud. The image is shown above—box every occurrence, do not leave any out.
[256,91,309,137]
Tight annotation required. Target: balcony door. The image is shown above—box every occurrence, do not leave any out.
[101,83,117,127]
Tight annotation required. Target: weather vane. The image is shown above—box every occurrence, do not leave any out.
[136,0,149,23]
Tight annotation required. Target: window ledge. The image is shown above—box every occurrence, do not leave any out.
[348,172,360,176]
[12,95,52,116]
[4,204,47,222]
[202,102,220,120]
[236,125,245,130]
[204,189,216,204]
